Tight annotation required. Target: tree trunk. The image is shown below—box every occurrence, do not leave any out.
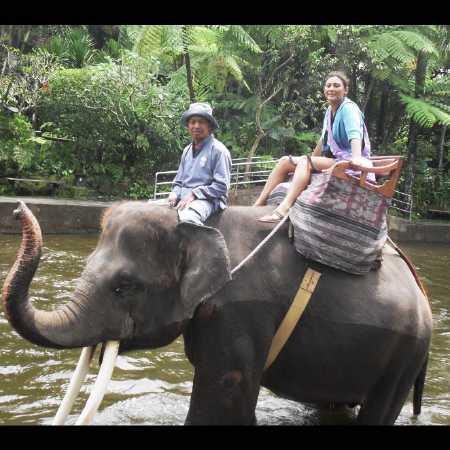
[375,81,390,150]
[383,95,404,149]
[361,74,375,114]
[350,68,358,105]
[405,51,428,197]
[364,79,379,137]
[244,132,265,181]
[244,94,264,181]
[181,26,195,103]
[436,124,448,208]
[437,124,447,171]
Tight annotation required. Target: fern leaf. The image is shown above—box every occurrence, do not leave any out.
[393,30,439,58]
[400,94,450,127]
[223,55,244,81]
[134,25,165,58]
[372,32,416,64]
[425,77,450,97]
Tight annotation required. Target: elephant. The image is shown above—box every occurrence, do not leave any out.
[2,200,432,425]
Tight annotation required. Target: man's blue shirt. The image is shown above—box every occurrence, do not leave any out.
[172,134,232,210]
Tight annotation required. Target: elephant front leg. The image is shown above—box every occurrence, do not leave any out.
[185,367,260,425]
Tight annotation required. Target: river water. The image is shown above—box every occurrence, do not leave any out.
[0,234,448,425]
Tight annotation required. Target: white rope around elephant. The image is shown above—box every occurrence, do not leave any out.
[230,214,290,275]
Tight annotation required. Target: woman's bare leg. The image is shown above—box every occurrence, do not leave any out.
[258,156,336,221]
[253,156,297,206]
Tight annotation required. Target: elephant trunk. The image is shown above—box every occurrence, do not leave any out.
[2,202,95,349]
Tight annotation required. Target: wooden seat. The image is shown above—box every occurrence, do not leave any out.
[331,156,403,199]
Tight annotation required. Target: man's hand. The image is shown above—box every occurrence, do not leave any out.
[176,192,196,210]
[168,192,178,207]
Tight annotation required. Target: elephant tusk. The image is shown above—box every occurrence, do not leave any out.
[75,340,119,425]
[53,345,96,425]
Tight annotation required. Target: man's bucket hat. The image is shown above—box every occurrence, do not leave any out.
[181,102,219,130]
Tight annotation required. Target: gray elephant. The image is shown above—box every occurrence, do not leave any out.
[2,201,432,425]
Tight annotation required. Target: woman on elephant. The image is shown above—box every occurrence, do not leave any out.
[255,70,374,223]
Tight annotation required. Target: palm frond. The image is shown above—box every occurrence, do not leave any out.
[393,30,439,57]
[428,99,450,114]
[192,70,212,102]
[425,76,450,98]
[222,55,244,82]
[213,25,262,54]
[226,25,262,54]
[369,32,417,64]
[189,26,217,48]
[400,94,450,127]
[134,25,165,58]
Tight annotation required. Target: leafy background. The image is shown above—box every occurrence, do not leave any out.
[0,25,449,214]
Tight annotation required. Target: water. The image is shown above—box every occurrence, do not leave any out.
[0,235,448,425]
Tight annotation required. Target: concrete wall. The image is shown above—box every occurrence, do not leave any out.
[0,196,112,234]
[0,190,262,235]
[388,215,450,243]
[1,194,450,243]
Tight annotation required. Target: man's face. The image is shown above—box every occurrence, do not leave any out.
[187,116,211,142]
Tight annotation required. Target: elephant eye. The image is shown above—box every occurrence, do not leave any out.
[113,286,123,295]
[112,273,143,296]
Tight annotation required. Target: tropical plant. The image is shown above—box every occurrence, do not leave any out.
[0,111,44,174]
[36,56,189,189]
[45,27,100,68]
[364,25,450,198]
[133,25,261,101]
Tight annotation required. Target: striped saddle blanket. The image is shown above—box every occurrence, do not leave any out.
[267,172,391,275]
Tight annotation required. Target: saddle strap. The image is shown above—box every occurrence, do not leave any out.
[264,268,321,371]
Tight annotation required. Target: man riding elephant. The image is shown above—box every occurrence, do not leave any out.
[167,102,232,226]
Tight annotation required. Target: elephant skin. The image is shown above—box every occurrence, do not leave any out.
[2,201,433,425]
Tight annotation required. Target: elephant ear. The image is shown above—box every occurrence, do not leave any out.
[176,222,232,319]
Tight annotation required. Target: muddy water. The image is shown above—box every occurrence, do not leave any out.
[0,235,448,425]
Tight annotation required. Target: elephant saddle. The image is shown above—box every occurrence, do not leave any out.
[267,157,403,275]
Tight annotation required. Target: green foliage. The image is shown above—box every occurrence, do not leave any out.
[0,44,62,116]
[133,25,260,97]
[368,29,438,64]
[400,94,450,128]
[127,180,154,200]
[0,24,449,212]
[45,27,100,68]
[36,56,189,188]
[0,111,42,173]
[293,131,321,153]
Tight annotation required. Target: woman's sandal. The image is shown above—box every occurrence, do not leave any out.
[257,209,287,223]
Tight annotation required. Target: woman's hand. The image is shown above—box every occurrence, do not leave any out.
[350,139,363,167]
[351,156,364,167]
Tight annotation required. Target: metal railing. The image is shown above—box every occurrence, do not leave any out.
[153,157,278,200]
[390,190,413,221]
[153,157,413,221]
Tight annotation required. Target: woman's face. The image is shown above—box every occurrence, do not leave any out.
[323,76,348,105]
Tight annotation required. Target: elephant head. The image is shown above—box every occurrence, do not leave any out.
[3,201,231,350]
[2,201,232,423]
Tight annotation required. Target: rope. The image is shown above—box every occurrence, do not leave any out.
[386,235,429,301]
[230,214,290,276]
